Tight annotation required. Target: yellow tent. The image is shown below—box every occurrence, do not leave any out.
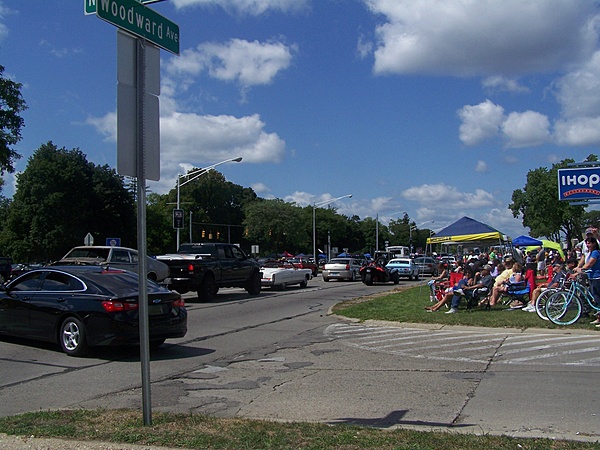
[525,240,565,260]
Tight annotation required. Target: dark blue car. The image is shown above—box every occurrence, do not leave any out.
[0,266,187,356]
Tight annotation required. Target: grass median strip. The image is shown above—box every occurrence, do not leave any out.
[0,409,596,449]
[332,285,599,331]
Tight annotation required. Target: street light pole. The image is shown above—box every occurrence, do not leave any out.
[175,157,242,250]
[312,194,352,266]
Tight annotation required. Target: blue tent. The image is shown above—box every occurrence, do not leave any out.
[428,216,507,245]
[512,235,542,246]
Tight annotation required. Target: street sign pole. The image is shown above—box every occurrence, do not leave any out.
[89,0,179,426]
[135,37,152,426]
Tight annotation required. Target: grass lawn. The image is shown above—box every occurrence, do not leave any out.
[332,284,600,331]
[0,409,597,449]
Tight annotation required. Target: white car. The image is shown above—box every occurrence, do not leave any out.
[57,246,170,282]
[260,261,312,289]
[322,258,363,282]
[386,258,420,281]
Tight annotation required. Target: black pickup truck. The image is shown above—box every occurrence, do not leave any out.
[157,243,262,301]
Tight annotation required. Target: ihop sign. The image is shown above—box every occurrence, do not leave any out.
[558,167,600,200]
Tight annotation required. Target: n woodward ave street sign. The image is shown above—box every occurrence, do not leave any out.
[94,0,179,55]
[557,166,600,201]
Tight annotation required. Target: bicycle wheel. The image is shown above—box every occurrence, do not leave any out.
[535,288,558,321]
[545,291,582,325]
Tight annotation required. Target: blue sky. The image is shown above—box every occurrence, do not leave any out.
[2,0,600,240]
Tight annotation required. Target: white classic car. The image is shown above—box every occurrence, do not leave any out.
[260,261,312,289]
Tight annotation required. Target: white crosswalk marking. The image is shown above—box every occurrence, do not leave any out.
[325,323,600,367]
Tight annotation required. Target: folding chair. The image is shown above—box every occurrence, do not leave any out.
[501,280,531,309]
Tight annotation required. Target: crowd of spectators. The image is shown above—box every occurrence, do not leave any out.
[424,229,600,326]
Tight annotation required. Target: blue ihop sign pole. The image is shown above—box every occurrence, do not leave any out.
[558,166,600,201]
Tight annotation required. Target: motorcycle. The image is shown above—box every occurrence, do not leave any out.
[360,258,400,285]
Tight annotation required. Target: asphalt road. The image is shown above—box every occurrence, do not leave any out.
[0,276,599,444]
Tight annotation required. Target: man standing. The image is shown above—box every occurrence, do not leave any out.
[536,246,547,276]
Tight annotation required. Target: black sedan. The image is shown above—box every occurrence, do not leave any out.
[0,266,187,356]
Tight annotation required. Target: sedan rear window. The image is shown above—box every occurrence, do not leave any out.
[42,272,84,291]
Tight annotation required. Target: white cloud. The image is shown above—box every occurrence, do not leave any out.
[356,34,373,59]
[554,50,600,119]
[554,117,600,146]
[459,102,551,148]
[364,1,599,76]
[482,76,529,93]
[283,191,314,206]
[166,38,295,89]
[501,110,551,148]
[457,100,504,146]
[85,112,117,142]
[371,196,394,212]
[171,0,309,15]
[402,184,495,209]
[39,39,83,58]
[87,109,286,195]
[251,182,270,193]
[282,192,356,218]
[482,208,528,238]
[0,2,13,42]
[475,160,488,173]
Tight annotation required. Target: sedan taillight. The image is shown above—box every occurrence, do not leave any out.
[102,300,139,312]
[172,297,185,308]
[345,264,350,270]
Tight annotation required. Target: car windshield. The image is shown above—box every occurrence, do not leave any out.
[329,259,350,264]
[390,259,410,264]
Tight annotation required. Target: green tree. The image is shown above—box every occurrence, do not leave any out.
[244,199,305,255]
[0,65,27,176]
[146,192,174,255]
[164,170,257,251]
[0,142,135,261]
[509,157,591,246]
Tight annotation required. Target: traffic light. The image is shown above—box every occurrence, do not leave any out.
[172,209,184,229]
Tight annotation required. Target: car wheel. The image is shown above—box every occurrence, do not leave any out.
[392,273,400,284]
[300,276,308,288]
[323,277,330,282]
[246,271,261,296]
[198,274,216,301]
[59,317,88,357]
[408,273,413,281]
[351,270,357,281]
[364,273,373,286]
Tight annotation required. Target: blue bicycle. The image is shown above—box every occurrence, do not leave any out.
[545,273,599,325]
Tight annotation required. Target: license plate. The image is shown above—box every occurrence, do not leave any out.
[330,272,339,276]
[148,304,164,315]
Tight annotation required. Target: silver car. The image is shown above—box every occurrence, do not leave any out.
[413,256,439,276]
[386,258,420,281]
[322,258,363,282]
[57,246,170,282]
